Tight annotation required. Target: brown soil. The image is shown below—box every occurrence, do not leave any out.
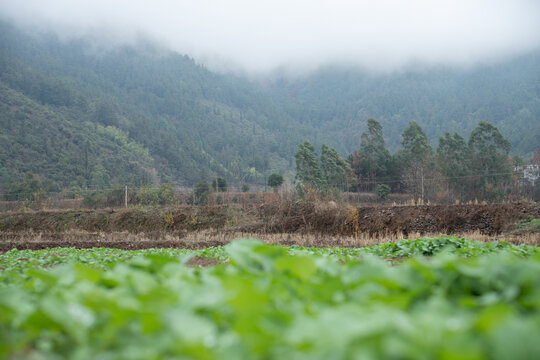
[0,238,230,251]
[0,206,232,233]
[355,203,540,236]
[0,228,538,252]
[185,256,223,267]
[1,202,539,251]
[253,201,540,236]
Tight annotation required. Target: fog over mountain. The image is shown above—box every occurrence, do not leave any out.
[0,2,539,191]
[1,0,539,74]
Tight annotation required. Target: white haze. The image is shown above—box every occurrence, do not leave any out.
[1,0,539,75]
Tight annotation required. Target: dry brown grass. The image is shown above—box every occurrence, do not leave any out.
[1,195,539,250]
[2,228,537,250]
[447,230,540,246]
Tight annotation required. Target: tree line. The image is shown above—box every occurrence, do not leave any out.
[295,118,539,203]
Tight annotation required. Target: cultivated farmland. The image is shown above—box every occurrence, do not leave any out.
[1,201,539,359]
[1,238,540,359]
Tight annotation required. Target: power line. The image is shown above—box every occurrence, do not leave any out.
[352,170,521,186]
[0,167,533,198]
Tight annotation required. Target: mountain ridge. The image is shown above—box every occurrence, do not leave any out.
[0,20,538,191]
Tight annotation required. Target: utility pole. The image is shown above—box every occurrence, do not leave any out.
[124,186,128,208]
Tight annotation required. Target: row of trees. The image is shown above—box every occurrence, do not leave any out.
[294,142,351,192]
[296,118,532,203]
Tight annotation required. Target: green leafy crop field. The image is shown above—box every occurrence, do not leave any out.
[1,237,540,359]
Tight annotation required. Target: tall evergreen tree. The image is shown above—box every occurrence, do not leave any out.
[295,141,321,186]
[358,118,391,189]
[320,144,351,190]
[437,132,471,200]
[468,121,512,200]
[400,121,433,201]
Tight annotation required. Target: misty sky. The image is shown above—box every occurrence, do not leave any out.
[1,0,539,74]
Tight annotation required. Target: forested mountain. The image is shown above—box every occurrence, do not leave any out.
[0,82,154,192]
[0,20,538,191]
[0,21,305,190]
[266,57,540,156]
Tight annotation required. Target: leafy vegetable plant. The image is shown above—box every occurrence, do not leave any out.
[1,238,539,359]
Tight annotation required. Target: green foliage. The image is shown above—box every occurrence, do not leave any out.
[0,237,537,272]
[5,172,45,202]
[376,184,391,199]
[437,132,471,198]
[433,122,515,202]
[295,141,322,186]
[0,82,153,190]
[133,183,178,206]
[211,177,227,192]
[0,22,298,186]
[295,141,349,193]
[401,120,433,163]
[93,101,118,127]
[511,217,540,235]
[267,173,284,192]
[268,54,540,158]
[81,185,125,208]
[512,155,525,167]
[1,238,540,359]
[358,118,392,183]
[350,119,401,193]
[81,184,178,208]
[468,121,513,199]
[358,236,540,258]
[320,144,351,190]
[0,21,537,195]
[469,121,511,157]
[193,181,210,205]
[241,183,250,192]
[80,191,105,209]
[394,121,433,200]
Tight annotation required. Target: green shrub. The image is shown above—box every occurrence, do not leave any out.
[212,177,227,192]
[82,185,124,208]
[376,184,391,200]
[267,174,284,192]
[6,173,46,203]
[81,191,105,208]
[82,184,178,208]
[135,186,161,206]
[193,181,210,205]
[157,183,177,204]
[134,183,178,206]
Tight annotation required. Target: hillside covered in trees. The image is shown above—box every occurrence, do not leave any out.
[0,20,538,192]
[267,56,540,157]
